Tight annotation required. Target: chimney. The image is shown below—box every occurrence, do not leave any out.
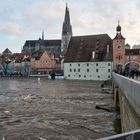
[107,45,109,53]
[92,51,95,59]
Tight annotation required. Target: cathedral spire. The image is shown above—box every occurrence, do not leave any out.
[42,30,44,40]
[62,3,72,35]
[61,3,72,52]
[64,3,70,24]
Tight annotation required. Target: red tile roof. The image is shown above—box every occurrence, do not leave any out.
[113,33,125,40]
[64,34,113,63]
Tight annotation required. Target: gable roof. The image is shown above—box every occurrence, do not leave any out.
[2,48,12,55]
[24,39,61,47]
[44,40,61,46]
[64,34,113,63]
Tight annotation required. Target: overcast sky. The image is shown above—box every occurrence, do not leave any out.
[0,0,140,53]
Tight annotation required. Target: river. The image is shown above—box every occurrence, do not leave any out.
[0,78,117,140]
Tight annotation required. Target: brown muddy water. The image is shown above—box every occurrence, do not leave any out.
[0,78,118,140]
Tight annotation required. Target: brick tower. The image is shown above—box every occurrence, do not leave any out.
[113,22,125,73]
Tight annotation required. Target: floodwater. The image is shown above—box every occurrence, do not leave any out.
[0,78,117,140]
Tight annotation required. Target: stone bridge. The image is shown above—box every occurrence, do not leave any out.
[99,72,140,140]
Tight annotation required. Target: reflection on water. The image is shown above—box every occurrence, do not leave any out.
[0,78,117,140]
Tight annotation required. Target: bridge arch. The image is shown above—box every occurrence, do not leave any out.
[125,61,140,74]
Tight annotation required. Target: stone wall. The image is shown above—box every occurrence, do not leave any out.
[113,73,140,132]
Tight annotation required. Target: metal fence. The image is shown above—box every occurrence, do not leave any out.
[98,129,140,140]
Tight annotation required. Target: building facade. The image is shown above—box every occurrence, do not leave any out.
[113,23,125,73]
[64,62,113,80]
[30,51,55,74]
[112,23,140,73]
[22,4,72,74]
[64,34,113,81]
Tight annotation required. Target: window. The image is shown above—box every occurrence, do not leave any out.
[87,69,89,72]
[87,63,89,67]
[79,75,81,78]
[84,75,86,78]
[96,69,98,72]
[74,69,76,72]
[78,64,80,66]
[70,69,72,72]
[98,75,100,78]
[108,76,110,78]
[118,45,121,49]
[68,75,70,77]
[70,64,72,66]
[78,69,80,72]
[118,56,121,62]
[108,63,110,66]
[108,69,110,72]
[96,63,98,66]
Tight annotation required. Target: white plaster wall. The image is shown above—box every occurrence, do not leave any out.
[64,62,113,81]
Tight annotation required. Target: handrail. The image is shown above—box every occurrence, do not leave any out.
[97,129,140,140]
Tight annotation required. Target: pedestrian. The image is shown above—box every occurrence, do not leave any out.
[135,70,139,79]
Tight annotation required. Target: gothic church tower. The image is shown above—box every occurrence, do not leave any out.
[113,22,125,73]
[61,4,72,53]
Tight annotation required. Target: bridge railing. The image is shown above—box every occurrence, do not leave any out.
[113,72,140,117]
[97,129,140,140]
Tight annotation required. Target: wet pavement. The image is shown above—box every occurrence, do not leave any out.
[0,78,117,140]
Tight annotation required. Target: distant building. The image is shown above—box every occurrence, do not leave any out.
[64,21,140,80]
[113,23,126,73]
[112,23,140,73]
[132,44,140,49]
[22,4,72,74]
[125,43,131,49]
[125,49,140,71]
[2,48,12,56]
[19,4,140,80]
[22,38,61,57]
[1,48,12,64]
[30,51,55,75]
[64,34,113,81]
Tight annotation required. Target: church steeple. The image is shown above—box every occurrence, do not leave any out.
[62,3,72,35]
[113,21,126,73]
[61,3,72,52]
[114,21,125,40]
[116,20,121,33]
[42,30,44,41]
